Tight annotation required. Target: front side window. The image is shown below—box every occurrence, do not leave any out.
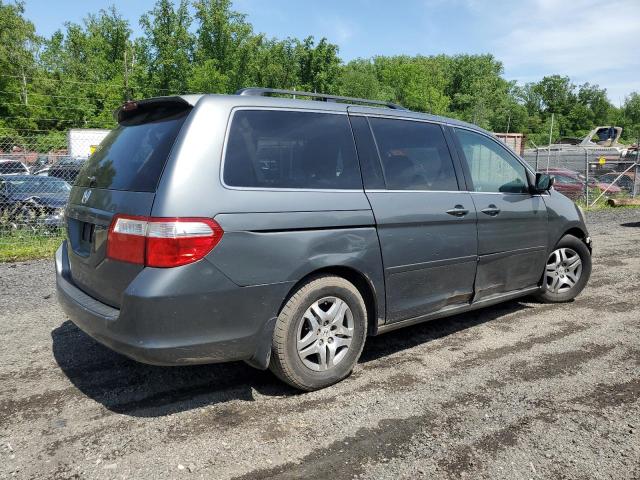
[368,118,458,191]
[223,110,361,189]
[455,129,529,194]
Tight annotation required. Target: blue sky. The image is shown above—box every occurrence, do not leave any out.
[23,0,640,105]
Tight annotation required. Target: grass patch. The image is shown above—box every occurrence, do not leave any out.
[575,188,640,210]
[581,203,640,211]
[577,196,640,211]
[0,233,64,262]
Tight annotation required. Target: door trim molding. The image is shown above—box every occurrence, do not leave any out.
[387,255,477,274]
[479,245,547,262]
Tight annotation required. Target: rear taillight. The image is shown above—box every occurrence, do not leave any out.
[106,215,223,268]
[145,219,223,268]
[106,215,148,264]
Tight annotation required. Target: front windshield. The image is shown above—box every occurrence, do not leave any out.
[6,177,71,194]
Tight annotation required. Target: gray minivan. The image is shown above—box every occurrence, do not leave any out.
[56,89,592,391]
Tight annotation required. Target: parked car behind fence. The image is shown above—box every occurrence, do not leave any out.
[0,175,70,232]
[597,172,638,194]
[31,157,85,183]
[542,167,622,200]
[0,159,30,175]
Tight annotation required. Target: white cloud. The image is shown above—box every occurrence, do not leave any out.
[316,15,356,43]
[488,0,640,101]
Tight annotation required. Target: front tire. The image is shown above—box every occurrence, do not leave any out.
[269,275,367,391]
[535,234,591,303]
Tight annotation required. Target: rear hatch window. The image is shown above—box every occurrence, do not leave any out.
[75,104,190,192]
[65,99,192,307]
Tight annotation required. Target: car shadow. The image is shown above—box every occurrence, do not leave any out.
[51,321,297,418]
[360,299,532,363]
[620,222,640,228]
[52,299,533,418]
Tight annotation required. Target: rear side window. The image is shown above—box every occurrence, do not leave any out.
[223,110,362,189]
[76,105,190,192]
[368,118,458,191]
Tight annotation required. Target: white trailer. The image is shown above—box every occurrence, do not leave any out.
[67,128,111,159]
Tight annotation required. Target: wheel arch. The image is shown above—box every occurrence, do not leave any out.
[278,265,381,337]
[560,226,592,252]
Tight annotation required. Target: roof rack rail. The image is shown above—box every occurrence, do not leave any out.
[236,87,406,110]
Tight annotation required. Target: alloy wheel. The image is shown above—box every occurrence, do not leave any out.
[545,247,582,294]
[296,296,354,372]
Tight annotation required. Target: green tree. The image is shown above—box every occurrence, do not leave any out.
[336,59,381,100]
[0,0,40,133]
[444,54,509,128]
[37,7,134,130]
[140,0,193,94]
[192,0,261,92]
[490,83,529,134]
[252,38,299,90]
[295,37,341,93]
[577,83,610,124]
[517,83,543,117]
[621,92,640,140]
[373,55,449,114]
[534,75,576,115]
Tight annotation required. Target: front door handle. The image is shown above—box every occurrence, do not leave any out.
[446,205,469,217]
[481,204,501,216]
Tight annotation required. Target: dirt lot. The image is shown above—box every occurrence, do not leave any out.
[1,209,639,480]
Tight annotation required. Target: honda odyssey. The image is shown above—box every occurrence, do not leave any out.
[56,89,592,390]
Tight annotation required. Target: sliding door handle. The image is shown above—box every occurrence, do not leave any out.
[481,204,501,216]
[446,205,469,217]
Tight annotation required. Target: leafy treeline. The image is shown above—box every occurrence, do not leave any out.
[1,0,639,153]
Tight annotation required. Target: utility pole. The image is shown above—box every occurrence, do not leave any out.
[634,135,640,198]
[124,48,130,101]
[546,113,554,173]
[20,67,28,106]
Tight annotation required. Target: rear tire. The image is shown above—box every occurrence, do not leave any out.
[269,275,367,391]
[534,234,591,303]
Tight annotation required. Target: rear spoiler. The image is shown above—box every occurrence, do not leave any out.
[114,96,194,124]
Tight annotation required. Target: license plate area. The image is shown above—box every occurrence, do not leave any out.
[67,217,95,257]
[79,221,96,252]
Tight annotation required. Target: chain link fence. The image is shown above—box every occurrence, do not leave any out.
[0,129,110,261]
[521,145,640,206]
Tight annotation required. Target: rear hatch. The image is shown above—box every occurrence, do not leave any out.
[65,98,193,308]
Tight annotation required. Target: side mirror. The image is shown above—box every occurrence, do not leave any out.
[535,173,554,192]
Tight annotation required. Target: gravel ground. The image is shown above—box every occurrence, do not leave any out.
[1,209,639,480]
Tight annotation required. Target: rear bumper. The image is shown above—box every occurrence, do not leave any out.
[55,242,289,366]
